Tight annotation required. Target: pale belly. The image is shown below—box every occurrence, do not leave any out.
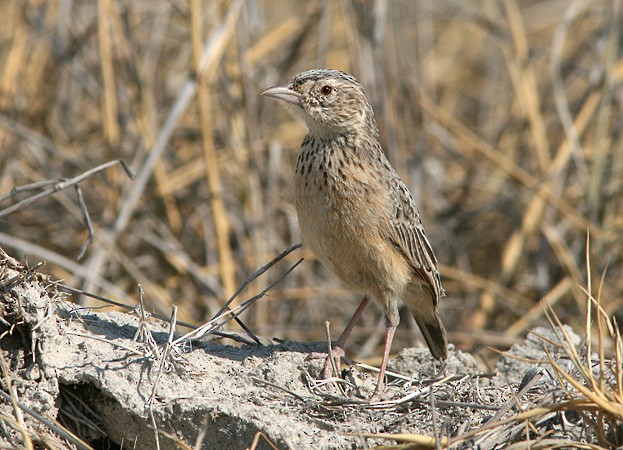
[295,175,411,298]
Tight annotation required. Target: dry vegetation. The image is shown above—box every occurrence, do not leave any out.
[0,1,622,446]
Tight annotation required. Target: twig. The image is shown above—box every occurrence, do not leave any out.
[356,362,496,384]
[0,353,33,450]
[148,305,178,405]
[147,305,178,450]
[192,418,209,450]
[323,320,346,397]
[0,159,134,219]
[247,431,281,450]
[59,390,105,436]
[430,384,440,450]
[174,256,303,344]
[74,184,94,260]
[203,243,302,344]
[483,367,546,426]
[149,407,161,450]
[0,179,57,204]
[344,431,448,448]
[57,283,270,345]
[0,389,93,450]
[65,331,146,356]
[0,234,126,298]
[60,389,104,434]
[134,284,149,341]
[210,243,302,323]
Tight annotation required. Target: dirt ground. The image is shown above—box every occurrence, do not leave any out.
[0,248,612,449]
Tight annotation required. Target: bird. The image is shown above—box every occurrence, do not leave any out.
[261,69,447,400]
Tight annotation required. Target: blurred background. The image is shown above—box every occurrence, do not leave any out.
[0,0,621,368]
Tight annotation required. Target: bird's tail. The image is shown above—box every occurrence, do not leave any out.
[412,310,448,360]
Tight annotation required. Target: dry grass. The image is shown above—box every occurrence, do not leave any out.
[367,237,623,448]
[0,0,621,373]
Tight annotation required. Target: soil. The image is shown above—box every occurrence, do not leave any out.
[0,248,603,449]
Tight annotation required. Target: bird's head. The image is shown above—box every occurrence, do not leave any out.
[261,69,376,138]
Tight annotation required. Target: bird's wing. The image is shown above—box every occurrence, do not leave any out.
[387,175,445,303]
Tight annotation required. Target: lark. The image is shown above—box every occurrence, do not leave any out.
[262,69,447,400]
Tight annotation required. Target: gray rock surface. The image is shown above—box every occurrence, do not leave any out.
[1,248,598,449]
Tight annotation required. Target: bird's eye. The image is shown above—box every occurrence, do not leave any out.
[320,85,333,96]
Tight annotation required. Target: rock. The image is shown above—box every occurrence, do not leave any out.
[0,248,608,449]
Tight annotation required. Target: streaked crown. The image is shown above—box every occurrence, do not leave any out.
[264,69,377,138]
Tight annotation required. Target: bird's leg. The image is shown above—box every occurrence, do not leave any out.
[369,323,396,402]
[306,295,370,378]
[321,295,370,378]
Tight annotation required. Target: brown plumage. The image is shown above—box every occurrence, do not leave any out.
[262,69,447,400]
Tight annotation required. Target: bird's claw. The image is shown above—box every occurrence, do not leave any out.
[322,346,346,379]
[305,346,346,379]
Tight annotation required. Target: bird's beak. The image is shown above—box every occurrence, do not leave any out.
[261,85,302,106]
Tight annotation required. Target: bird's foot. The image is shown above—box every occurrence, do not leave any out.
[322,345,346,379]
[432,358,448,378]
[305,345,347,379]
[367,381,388,403]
